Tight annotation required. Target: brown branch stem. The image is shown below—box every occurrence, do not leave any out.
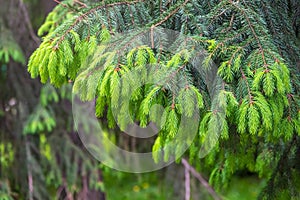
[56,0,145,45]
[153,0,190,27]
[182,158,222,200]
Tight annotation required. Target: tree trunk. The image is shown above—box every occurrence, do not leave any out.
[0,0,43,198]
[0,1,106,199]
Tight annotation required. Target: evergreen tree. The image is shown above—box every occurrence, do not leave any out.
[17,0,300,199]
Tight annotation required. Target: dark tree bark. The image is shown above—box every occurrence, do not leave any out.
[0,1,106,199]
[41,0,57,14]
[0,0,44,199]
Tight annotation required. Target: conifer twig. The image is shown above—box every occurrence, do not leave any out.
[53,0,68,8]
[153,0,190,27]
[231,0,268,66]
[56,0,145,45]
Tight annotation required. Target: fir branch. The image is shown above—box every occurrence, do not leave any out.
[56,0,145,45]
[231,0,268,66]
[152,0,190,27]
[240,68,253,104]
[258,135,298,199]
[127,4,135,26]
[73,0,87,8]
[52,0,68,8]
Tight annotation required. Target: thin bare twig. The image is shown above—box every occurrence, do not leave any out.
[182,158,222,200]
[53,0,68,8]
[18,0,40,45]
[25,140,33,200]
[184,164,191,200]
